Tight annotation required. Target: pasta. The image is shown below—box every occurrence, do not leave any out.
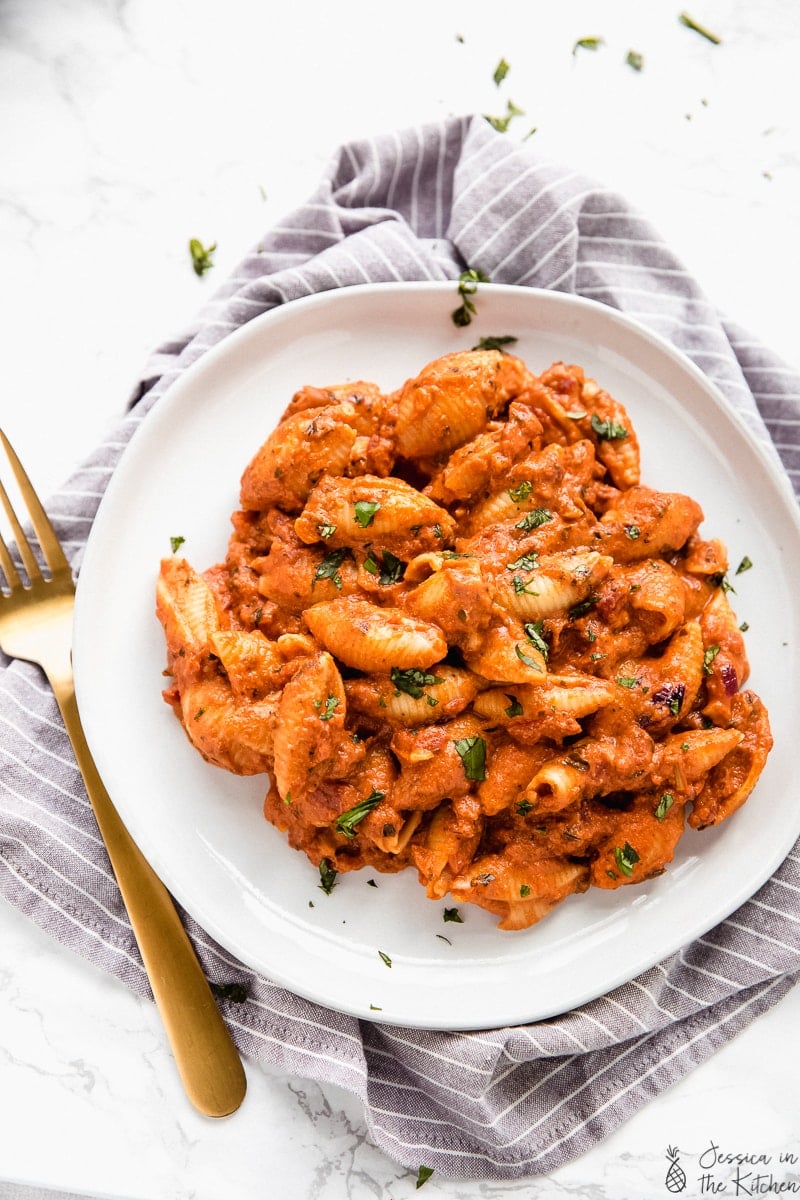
[156,349,773,930]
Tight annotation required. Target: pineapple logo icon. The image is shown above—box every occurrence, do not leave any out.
[665,1146,687,1193]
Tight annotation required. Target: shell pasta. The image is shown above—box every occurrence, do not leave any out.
[156,349,772,930]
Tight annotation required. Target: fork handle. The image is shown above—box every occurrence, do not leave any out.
[52,677,247,1118]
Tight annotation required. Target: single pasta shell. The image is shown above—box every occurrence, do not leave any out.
[180,679,278,776]
[210,630,284,700]
[156,558,220,658]
[473,677,616,722]
[393,349,529,459]
[304,596,447,671]
[497,551,613,620]
[345,664,479,726]
[294,473,454,551]
[273,650,347,800]
[240,407,358,511]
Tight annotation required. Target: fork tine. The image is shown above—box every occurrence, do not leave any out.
[0,429,70,578]
[0,524,22,590]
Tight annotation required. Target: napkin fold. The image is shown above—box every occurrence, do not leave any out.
[1,114,799,1181]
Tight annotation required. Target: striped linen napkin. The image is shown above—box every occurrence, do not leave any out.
[1,114,799,1181]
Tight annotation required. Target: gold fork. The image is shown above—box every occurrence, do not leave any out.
[0,429,247,1117]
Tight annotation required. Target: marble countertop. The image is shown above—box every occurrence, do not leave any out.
[1,1,799,1197]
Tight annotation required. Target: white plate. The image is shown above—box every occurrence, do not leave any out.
[73,283,800,1030]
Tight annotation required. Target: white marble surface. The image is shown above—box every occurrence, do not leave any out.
[1,1,799,1196]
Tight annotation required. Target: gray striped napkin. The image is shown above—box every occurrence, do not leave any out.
[1,114,799,1181]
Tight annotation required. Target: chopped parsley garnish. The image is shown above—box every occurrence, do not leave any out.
[454,735,487,781]
[316,694,340,721]
[515,507,553,532]
[569,594,598,619]
[679,11,721,44]
[364,548,406,585]
[517,799,534,815]
[314,547,350,589]
[616,676,638,689]
[354,499,380,528]
[443,907,463,923]
[335,791,384,838]
[507,551,539,571]
[416,1166,434,1189]
[390,666,444,700]
[624,525,640,540]
[520,884,531,898]
[188,237,216,276]
[505,695,524,718]
[626,49,644,71]
[493,57,510,86]
[483,99,525,133]
[512,574,539,595]
[451,267,490,327]
[618,840,642,878]
[318,859,338,894]
[573,36,604,54]
[515,642,543,670]
[318,523,337,540]
[702,644,721,674]
[655,792,675,821]
[169,535,186,553]
[508,480,533,503]
[472,335,518,352]
[613,842,640,877]
[378,950,392,968]
[590,413,628,440]
[736,555,753,574]
[524,619,549,659]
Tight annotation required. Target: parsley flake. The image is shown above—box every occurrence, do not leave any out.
[472,335,518,352]
[354,499,380,528]
[736,555,753,575]
[416,1166,435,1189]
[515,642,543,670]
[454,735,487,781]
[378,950,392,968]
[508,480,533,503]
[613,842,640,877]
[679,11,721,44]
[655,792,675,821]
[336,791,384,838]
[626,49,644,71]
[483,99,525,133]
[318,694,340,721]
[318,859,338,894]
[314,547,350,589]
[443,907,463,923]
[505,695,524,718]
[452,267,489,327]
[493,57,510,86]
[573,36,604,55]
[590,413,628,440]
[702,645,721,674]
[189,237,217,276]
[524,619,549,659]
[390,666,444,700]
[365,548,406,586]
[515,507,553,532]
[169,535,186,553]
[507,552,539,572]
